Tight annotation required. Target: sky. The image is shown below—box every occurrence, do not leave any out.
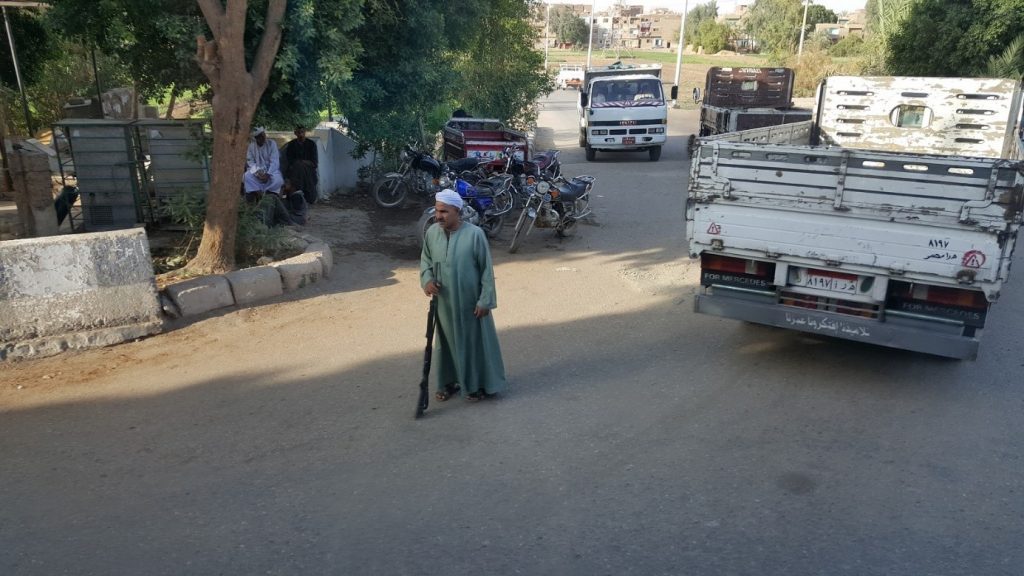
[549,0,868,15]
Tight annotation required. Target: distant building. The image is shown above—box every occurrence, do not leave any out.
[815,9,867,42]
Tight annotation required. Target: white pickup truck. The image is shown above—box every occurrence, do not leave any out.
[686,76,1024,359]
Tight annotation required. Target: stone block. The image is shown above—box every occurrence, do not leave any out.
[226,266,284,305]
[0,228,162,360]
[270,253,322,292]
[163,275,235,316]
[304,242,333,277]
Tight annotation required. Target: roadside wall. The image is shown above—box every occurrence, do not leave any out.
[0,228,163,360]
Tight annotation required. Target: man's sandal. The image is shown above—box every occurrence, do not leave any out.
[435,384,460,402]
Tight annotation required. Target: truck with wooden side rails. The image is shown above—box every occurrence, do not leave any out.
[686,76,1024,359]
[694,67,812,138]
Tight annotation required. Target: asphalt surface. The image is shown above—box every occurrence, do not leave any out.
[2,90,1023,576]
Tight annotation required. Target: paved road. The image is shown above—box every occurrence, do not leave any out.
[2,90,1023,576]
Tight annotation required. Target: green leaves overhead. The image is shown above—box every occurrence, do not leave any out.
[885,0,1024,76]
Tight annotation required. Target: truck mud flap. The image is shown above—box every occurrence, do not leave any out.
[695,293,979,360]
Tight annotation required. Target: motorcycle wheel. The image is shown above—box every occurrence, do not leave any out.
[481,213,505,239]
[508,204,536,253]
[416,211,436,243]
[373,175,409,208]
[556,219,576,238]
[491,187,514,215]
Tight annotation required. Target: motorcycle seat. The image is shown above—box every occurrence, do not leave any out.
[445,157,485,173]
[554,176,593,201]
[531,151,557,169]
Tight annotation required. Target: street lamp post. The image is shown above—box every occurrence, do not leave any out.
[672,0,689,107]
[797,0,810,61]
[544,2,550,71]
[586,0,596,68]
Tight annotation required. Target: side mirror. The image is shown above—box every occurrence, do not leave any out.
[692,87,701,104]
[670,85,679,100]
[580,93,589,108]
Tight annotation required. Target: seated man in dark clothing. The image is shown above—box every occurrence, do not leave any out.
[281,182,308,225]
[283,125,319,205]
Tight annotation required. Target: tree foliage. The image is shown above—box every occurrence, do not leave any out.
[684,1,718,47]
[986,33,1024,78]
[452,0,551,131]
[745,0,804,54]
[828,34,865,57]
[886,0,1024,76]
[549,5,588,47]
[804,5,838,34]
[0,8,56,89]
[696,20,731,54]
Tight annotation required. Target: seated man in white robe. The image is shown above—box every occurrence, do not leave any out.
[243,126,284,196]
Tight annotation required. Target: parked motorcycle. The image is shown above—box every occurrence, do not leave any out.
[417,173,514,241]
[508,174,595,253]
[498,145,562,209]
[373,145,444,208]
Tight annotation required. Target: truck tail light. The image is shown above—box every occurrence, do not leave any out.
[702,254,772,277]
[886,281,989,328]
[892,283,988,309]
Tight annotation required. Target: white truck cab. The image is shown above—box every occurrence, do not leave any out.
[578,62,678,162]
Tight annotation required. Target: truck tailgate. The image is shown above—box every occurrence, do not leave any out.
[688,142,1023,294]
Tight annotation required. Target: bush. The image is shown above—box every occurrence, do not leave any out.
[829,34,865,58]
[158,190,293,272]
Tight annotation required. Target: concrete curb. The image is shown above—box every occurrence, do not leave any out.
[158,231,333,318]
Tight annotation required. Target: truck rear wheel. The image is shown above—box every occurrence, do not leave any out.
[649,146,661,162]
[585,145,596,161]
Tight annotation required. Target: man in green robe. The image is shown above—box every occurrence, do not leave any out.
[420,190,507,402]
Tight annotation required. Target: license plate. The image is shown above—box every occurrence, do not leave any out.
[794,268,859,294]
[622,137,635,144]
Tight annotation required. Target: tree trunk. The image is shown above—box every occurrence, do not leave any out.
[187,0,287,274]
[164,84,179,120]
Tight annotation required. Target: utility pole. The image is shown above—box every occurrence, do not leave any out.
[544,2,550,72]
[587,0,596,68]
[672,0,689,108]
[2,5,32,135]
[797,0,810,62]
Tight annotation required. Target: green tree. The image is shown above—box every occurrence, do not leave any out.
[886,0,1024,76]
[745,0,804,54]
[804,5,838,35]
[453,0,551,130]
[684,1,718,47]
[696,19,731,54]
[339,0,550,154]
[987,33,1024,78]
[828,33,865,57]
[550,5,587,47]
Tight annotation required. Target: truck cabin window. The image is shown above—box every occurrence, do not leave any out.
[598,80,664,102]
[891,105,931,128]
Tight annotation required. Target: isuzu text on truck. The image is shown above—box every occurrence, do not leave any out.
[686,76,1024,359]
[578,62,678,162]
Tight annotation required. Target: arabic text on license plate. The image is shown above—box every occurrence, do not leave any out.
[623,137,636,144]
[802,272,857,294]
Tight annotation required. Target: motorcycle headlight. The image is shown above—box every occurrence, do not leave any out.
[537,181,550,194]
[400,150,410,162]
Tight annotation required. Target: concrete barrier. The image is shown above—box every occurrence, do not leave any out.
[163,275,235,316]
[225,266,283,305]
[1,228,163,360]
